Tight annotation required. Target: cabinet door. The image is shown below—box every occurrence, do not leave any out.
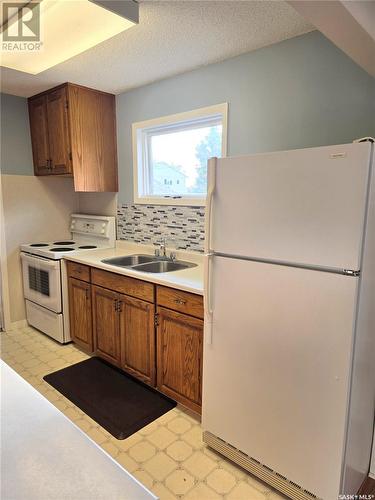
[46,87,72,175]
[68,85,118,191]
[68,277,93,352]
[28,96,50,175]
[119,295,155,385]
[157,307,203,413]
[92,285,120,366]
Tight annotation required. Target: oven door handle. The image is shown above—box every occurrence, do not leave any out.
[20,252,60,269]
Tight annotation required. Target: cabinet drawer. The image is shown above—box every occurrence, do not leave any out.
[67,261,91,282]
[92,268,154,302]
[156,286,203,319]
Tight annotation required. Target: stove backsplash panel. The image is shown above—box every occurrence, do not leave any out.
[117,204,205,252]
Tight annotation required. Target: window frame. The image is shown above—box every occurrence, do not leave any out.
[132,103,228,206]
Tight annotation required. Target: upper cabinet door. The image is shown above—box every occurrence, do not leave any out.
[68,85,118,191]
[28,96,50,175]
[46,87,72,175]
[28,82,118,190]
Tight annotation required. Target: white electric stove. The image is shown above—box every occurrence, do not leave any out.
[20,214,116,343]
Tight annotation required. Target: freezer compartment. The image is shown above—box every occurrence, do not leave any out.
[210,142,371,270]
[202,256,359,500]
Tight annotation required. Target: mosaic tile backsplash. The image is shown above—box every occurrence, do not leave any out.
[117,204,205,252]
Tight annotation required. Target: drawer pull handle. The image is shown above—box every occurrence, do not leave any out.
[174,298,187,305]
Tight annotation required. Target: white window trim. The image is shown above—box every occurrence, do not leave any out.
[132,103,228,206]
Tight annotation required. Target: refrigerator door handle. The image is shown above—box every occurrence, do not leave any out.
[204,157,216,345]
[204,157,217,254]
[204,252,214,344]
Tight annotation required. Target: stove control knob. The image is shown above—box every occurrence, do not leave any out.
[101,229,105,234]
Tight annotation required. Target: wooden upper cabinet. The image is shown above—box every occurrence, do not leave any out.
[68,85,118,192]
[28,95,50,175]
[28,83,118,192]
[46,87,72,175]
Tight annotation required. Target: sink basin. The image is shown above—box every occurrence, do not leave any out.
[101,253,197,273]
[132,260,197,273]
[101,254,156,267]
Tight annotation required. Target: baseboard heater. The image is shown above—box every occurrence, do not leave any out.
[203,431,320,500]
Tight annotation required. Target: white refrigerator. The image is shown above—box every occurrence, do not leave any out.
[202,142,375,500]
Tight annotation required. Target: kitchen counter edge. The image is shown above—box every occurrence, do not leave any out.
[63,248,204,296]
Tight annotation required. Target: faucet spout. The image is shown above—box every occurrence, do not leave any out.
[157,238,177,261]
[160,239,167,257]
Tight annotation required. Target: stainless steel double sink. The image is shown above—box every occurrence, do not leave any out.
[101,254,197,273]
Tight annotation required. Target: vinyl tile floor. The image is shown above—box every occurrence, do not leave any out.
[0,325,286,500]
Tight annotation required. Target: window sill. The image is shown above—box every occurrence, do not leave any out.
[134,196,206,207]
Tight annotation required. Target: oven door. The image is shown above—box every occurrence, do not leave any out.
[21,253,62,313]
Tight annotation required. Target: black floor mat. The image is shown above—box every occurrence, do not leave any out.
[44,357,176,439]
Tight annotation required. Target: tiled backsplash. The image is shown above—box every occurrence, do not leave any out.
[117,204,205,252]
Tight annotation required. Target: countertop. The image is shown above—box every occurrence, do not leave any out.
[64,241,204,296]
[0,360,157,500]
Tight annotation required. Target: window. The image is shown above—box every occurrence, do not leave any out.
[132,103,227,205]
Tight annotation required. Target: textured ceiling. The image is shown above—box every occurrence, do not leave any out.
[0,1,313,97]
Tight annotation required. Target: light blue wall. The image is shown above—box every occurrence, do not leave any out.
[2,32,374,185]
[1,93,33,175]
[117,31,375,203]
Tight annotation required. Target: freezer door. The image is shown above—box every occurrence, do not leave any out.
[202,256,358,500]
[210,142,371,270]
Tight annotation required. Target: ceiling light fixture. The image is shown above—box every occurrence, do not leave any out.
[0,0,138,75]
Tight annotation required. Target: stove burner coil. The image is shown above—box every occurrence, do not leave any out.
[50,247,75,252]
[78,245,97,249]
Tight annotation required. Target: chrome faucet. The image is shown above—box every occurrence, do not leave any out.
[160,239,167,257]
[155,238,177,261]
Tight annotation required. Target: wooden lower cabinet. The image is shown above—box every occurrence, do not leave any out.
[68,277,93,352]
[92,285,120,366]
[91,285,156,383]
[157,306,203,413]
[119,295,155,385]
[68,267,204,413]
